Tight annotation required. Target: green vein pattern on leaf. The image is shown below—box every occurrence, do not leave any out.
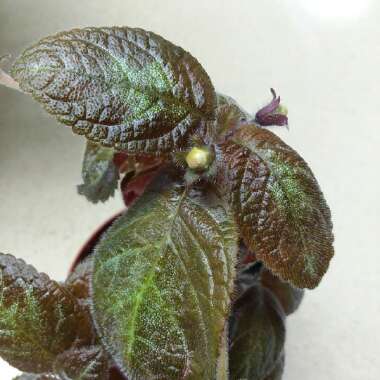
[217,124,334,288]
[11,27,216,154]
[91,168,238,379]
[0,253,92,373]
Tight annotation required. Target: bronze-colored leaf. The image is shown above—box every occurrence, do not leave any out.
[13,374,60,380]
[217,124,334,288]
[11,27,216,153]
[91,168,238,379]
[0,253,92,373]
[64,258,92,312]
[54,346,109,380]
[215,93,251,139]
[229,285,285,380]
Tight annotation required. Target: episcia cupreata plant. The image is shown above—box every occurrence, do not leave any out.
[0,26,334,380]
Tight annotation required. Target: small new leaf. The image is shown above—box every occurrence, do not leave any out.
[91,169,238,379]
[229,285,286,380]
[11,27,216,153]
[217,124,334,288]
[0,253,92,373]
[78,141,119,203]
[215,93,251,139]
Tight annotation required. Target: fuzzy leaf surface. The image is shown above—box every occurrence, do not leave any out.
[65,259,92,305]
[215,93,250,138]
[78,141,119,203]
[54,346,109,380]
[11,27,216,153]
[217,124,334,288]
[229,285,285,380]
[0,253,91,373]
[91,169,238,379]
[13,374,60,380]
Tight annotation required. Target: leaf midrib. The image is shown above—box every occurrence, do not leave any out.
[125,187,188,358]
[234,138,312,263]
[36,36,203,122]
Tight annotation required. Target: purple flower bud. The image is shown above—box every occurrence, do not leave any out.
[255,88,288,127]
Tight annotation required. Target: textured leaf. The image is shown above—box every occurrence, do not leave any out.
[78,141,119,203]
[13,374,60,380]
[11,26,216,153]
[77,142,119,203]
[54,346,109,380]
[261,269,304,316]
[229,285,285,380]
[217,124,334,288]
[91,168,238,379]
[215,93,251,139]
[0,253,92,373]
[65,258,92,312]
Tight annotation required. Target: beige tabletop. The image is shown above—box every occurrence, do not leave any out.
[0,0,379,378]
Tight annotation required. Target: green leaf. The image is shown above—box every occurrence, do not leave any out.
[261,269,304,316]
[229,285,286,380]
[78,141,119,203]
[54,346,109,380]
[11,27,216,153]
[217,124,334,288]
[0,253,92,373]
[91,169,238,379]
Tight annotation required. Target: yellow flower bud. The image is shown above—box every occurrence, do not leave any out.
[185,147,212,171]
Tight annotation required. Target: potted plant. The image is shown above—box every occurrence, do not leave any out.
[0,26,334,380]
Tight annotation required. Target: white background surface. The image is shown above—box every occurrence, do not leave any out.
[0,0,379,379]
